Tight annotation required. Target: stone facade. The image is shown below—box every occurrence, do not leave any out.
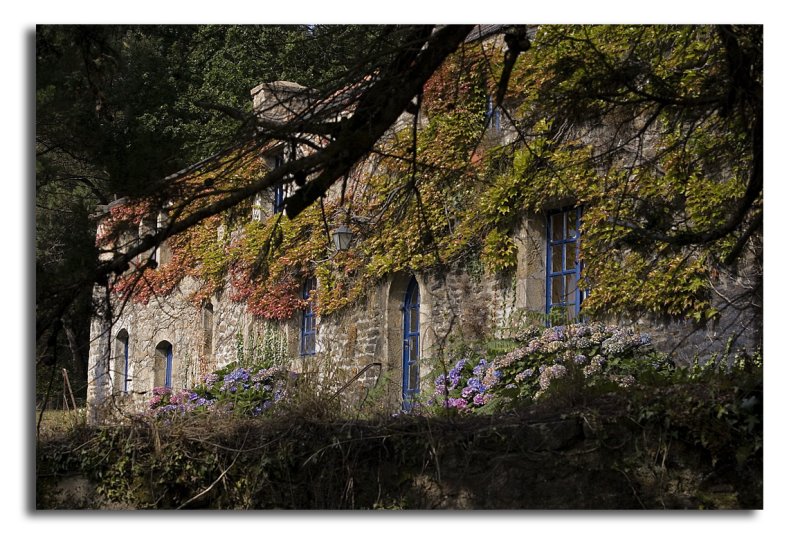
[86,240,532,420]
[86,78,760,422]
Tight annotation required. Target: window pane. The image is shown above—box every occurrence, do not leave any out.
[567,209,578,238]
[566,302,577,322]
[551,244,563,273]
[154,359,165,388]
[408,336,418,361]
[408,361,419,392]
[410,307,419,332]
[551,213,564,241]
[566,241,577,270]
[302,333,315,355]
[551,276,564,305]
[566,273,578,303]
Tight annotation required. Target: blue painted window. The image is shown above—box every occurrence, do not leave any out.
[156,341,173,388]
[273,155,285,215]
[164,344,173,388]
[273,184,285,215]
[546,206,585,322]
[300,278,317,357]
[123,336,129,393]
[116,330,129,393]
[486,94,502,132]
[402,277,421,409]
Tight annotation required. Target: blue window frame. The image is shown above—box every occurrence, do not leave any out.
[164,345,173,388]
[546,206,585,323]
[402,277,421,409]
[486,94,502,132]
[300,278,317,357]
[273,155,285,215]
[116,330,130,393]
[122,336,129,393]
[273,184,285,214]
[156,341,173,388]
[164,345,172,388]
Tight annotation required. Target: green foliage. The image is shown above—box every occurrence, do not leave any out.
[54,25,760,332]
[498,25,761,322]
[236,323,289,370]
[632,362,762,475]
[480,228,517,272]
[37,366,762,509]
[36,26,761,421]
[37,25,380,194]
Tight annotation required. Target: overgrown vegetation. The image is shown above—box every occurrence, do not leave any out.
[36,25,762,343]
[35,24,392,403]
[36,353,761,509]
[37,320,761,509]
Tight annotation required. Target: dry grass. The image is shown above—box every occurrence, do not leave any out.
[36,409,87,439]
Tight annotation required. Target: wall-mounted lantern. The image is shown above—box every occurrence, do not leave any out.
[332,224,354,252]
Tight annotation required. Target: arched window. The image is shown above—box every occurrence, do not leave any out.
[115,330,129,394]
[300,278,317,357]
[402,277,421,408]
[154,341,173,389]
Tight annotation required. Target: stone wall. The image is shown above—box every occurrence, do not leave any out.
[86,197,759,422]
[85,78,760,421]
[86,227,529,421]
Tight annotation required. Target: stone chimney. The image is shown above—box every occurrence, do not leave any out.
[251,81,312,124]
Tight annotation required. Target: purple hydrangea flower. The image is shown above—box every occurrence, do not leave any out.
[224,367,250,383]
[473,393,492,406]
[203,373,220,387]
[444,397,468,410]
[514,368,535,382]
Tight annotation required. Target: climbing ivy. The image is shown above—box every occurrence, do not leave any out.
[104,26,760,326]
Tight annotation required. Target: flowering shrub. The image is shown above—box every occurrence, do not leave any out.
[428,323,672,413]
[429,357,494,411]
[148,363,294,417]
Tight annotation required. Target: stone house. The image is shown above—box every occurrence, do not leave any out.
[86,30,760,422]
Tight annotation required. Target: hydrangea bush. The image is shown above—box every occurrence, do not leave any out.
[431,357,494,411]
[428,322,673,412]
[148,363,294,417]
